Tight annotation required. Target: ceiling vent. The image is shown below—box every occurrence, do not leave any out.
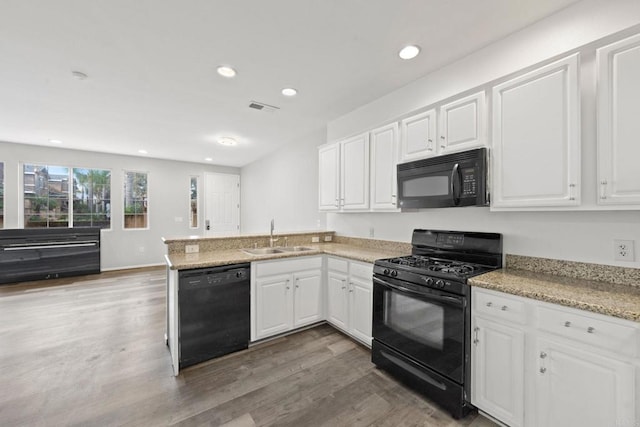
[249,101,280,113]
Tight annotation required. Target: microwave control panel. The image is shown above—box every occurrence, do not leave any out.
[461,167,477,196]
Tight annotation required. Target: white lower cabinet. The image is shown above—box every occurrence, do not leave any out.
[472,287,639,427]
[326,257,374,346]
[252,256,323,341]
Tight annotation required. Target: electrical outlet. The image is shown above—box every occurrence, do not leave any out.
[185,244,199,254]
[614,240,634,261]
[324,235,332,242]
[311,236,320,243]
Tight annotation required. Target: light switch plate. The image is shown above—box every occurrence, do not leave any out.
[185,244,199,254]
[324,235,332,242]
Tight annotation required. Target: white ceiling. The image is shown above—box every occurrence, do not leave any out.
[0,0,580,167]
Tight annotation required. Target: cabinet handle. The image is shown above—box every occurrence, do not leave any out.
[569,183,576,201]
[348,282,354,293]
[564,321,571,328]
[473,326,479,344]
[540,351,547,359]
[486,302,493,307]
[501,305,508,311]
[335,198,340,207]
[341,279,346,290]
[587,326,595,334]
[540,367,547,374]
[600,180,607,199]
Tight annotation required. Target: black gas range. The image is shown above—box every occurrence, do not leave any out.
[372,229,502,419]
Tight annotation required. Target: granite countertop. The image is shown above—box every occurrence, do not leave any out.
[165,243,409,270]
[470,268,640,323]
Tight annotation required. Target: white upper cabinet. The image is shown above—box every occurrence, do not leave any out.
[318,143,340,211]
[400,109,436,161]
[370,122,400,211]
[340,133,370,210]
[438,91,486,155]
[597,34,640,206]
[491,54,581,208]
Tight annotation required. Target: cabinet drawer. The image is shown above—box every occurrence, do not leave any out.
[255,256,322,277]
[537,305,638,357]
[473,288,527,324]
[327,257,348,273]
[349,261,373,280]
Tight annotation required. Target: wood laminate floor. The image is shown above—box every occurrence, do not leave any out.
[0,267,498,427]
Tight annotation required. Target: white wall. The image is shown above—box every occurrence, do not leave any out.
[240,129,326,234]
[326,0,640,268]
[1,141,238,270]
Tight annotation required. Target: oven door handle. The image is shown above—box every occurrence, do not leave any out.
[374,277,464,307]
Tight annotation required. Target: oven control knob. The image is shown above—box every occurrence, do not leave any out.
[383,269,390,276]
[425,278,434,286]
[436,280,445,288]
[391,270,398,277]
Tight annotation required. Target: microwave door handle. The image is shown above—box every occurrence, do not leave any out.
[451,163,461,206]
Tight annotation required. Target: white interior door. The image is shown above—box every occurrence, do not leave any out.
[204,172,240,236]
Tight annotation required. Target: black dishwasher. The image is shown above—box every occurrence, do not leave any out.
[178,263,250,369]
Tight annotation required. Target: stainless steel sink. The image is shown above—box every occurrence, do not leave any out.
[277,246,315,252]
[240,246,315,256]
[241,247,284,255]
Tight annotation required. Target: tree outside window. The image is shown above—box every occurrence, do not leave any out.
[73,168,111,228]
[190,176,198,228]
[23,164,70,228]
[124,171,148,229]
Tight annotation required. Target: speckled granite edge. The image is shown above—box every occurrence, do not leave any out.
[506,254,640,288]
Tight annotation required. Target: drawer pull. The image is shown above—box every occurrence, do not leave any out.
[587,327,595,334]
[501,305,508,311]
[564,321,571,328]
[486,302,493,307]
[540,367,547,374]
[540,351,547,359]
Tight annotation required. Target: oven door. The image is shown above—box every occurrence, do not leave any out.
[397,160,459,209]
[372,275,466,383]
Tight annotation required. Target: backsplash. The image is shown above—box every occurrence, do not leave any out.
[506,254,640,288]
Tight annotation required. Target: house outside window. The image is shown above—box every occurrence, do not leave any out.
[124,171,148,229]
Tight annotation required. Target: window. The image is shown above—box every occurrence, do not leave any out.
[23,164,70,228]
[190,176,198,228]
[73,168,111,228]
[124,171,148,229]
[0,162,4,228]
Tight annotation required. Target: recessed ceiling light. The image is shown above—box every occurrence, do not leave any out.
[217,137,237,146]
[217,66,237,78]
[398,45,421,60]
[49,139,62,144]
[71,70,88,80]
[281,87,297,97]
[138,149,148,154]
[204,157,213,162]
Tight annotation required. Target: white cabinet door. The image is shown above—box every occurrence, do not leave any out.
[255,274,292,339]
[370,123,399,211]
[472,317,525,427]
[439,91,485,155]
[535,337,635,427]
[326,271,348,330]
[318,143,340,211]
[400,109,436,161]
[492,54,580,208]
[341,133,370,210]
[597,33,640,205]
[348,275,373,345]
[293,270,323,328]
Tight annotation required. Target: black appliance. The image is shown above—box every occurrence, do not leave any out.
[178,263,250,369]
[0,227,101,284]
[397,147,488,209]
[372,229,502,419]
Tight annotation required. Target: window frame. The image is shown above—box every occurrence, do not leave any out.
[0,161,4,229]
[123,170,149,231]
[189,176,199,229]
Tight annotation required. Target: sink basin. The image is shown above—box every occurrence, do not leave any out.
[277,246,315,252]
[241,247,284,255]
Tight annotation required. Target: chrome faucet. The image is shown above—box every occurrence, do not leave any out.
[269,219,279,247]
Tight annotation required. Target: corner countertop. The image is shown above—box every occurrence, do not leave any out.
[165,243,409,270]
[469,268,640,323]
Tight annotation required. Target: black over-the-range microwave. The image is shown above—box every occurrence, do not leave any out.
[397,147,488,209]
